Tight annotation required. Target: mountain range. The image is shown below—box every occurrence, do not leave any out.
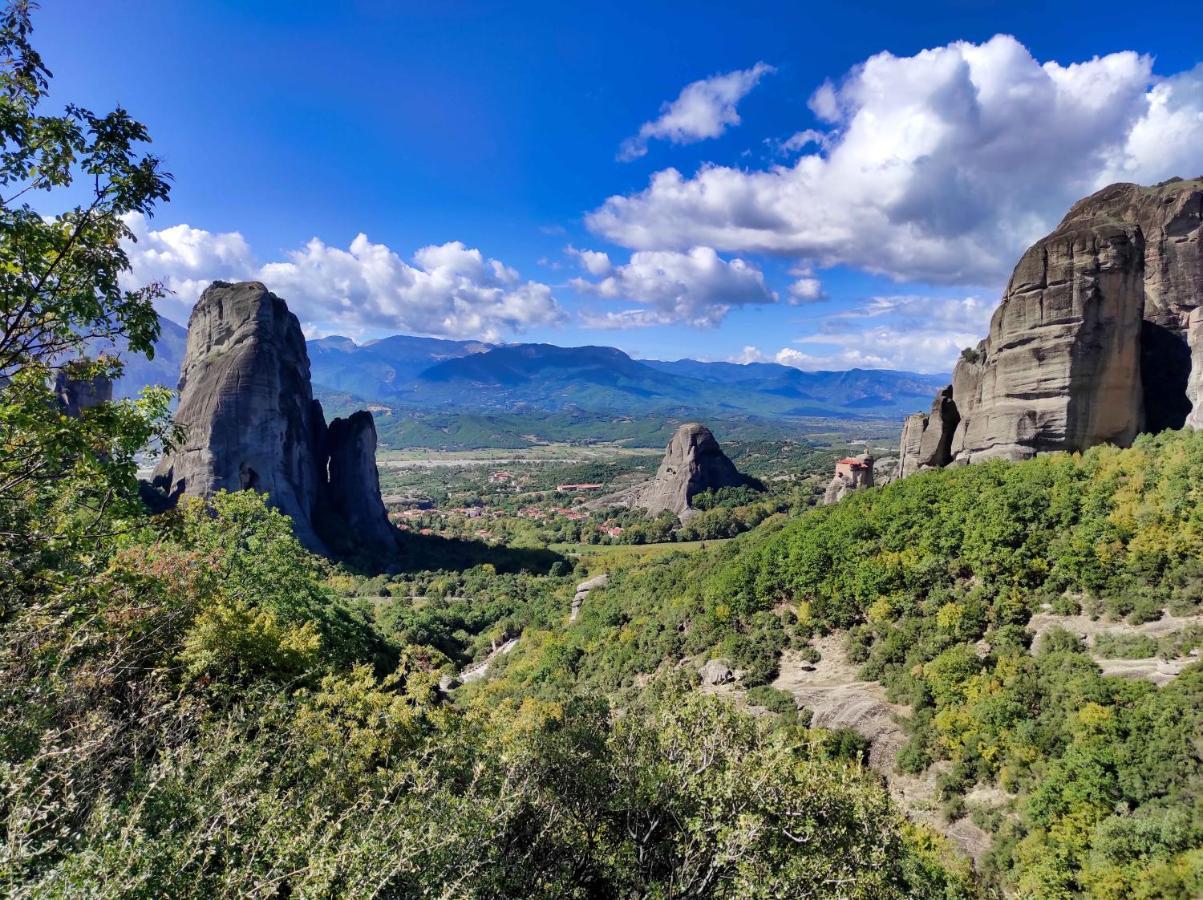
[119,320,948,423]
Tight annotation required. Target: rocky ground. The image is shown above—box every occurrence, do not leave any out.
[770,635,996,864]
[1028,607,1203,686]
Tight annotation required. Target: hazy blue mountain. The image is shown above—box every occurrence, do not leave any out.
[109,315,189,399]
[308,333,491,399]
[113,323,948,421]
[644,359,949,407]
[395,341,945,418]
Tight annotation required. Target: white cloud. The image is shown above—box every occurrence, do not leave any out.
[122,213,257,323]
[786,265,824,303]
[591,36,1203,285]
[739,294,992,373]
[121,215,561,341]
[778,129,826,155]
[565,245,613,276]
[618,62,775,161]
[573,246,777,328]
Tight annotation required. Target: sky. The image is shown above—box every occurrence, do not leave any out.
[35,0,1203,372]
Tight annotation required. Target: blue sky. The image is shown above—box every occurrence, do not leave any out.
[37,0,1203,371]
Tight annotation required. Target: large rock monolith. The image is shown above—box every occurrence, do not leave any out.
[897,177,1203,473]
[152,281,397,558]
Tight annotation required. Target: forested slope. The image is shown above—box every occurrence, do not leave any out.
[485,429,1203,897]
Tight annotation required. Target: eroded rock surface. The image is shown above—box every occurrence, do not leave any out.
[321,410,398,558]
[898,413,928,479]
[771,634,993,863]
[153,281,328,550]
[599,423,751,520]
[153,281,396,558]
[1187,308,1203,428]
[898,178,1203,472]
[570,572,609,622]
[952,220,1146,462]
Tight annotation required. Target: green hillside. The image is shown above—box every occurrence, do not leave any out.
[480,429,1203,897]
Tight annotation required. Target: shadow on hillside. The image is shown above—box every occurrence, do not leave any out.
[329,527,567,577]
[395,531,566,575]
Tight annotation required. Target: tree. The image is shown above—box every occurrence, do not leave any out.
[0,1,173,568]
[0,0,170,378]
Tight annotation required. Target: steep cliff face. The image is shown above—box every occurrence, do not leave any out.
[951,221,1147,463]
[152,281,328,550]
[1186,309,1203,430]
[899,178,1203,475]
[321,410,397,557]
[152,281,397,559]
[1054,179,1203,432]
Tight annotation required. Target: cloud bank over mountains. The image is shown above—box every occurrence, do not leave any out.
[123,35,1203,370]
[122,214,562,342]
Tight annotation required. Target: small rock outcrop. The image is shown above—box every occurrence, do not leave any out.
[699,658,735,686]
[899,178,1203,475]
[822,452,874,505]
[570,572,609,623]
[152,281,397,558]
[54,364,113,417]
[627,423,750,519]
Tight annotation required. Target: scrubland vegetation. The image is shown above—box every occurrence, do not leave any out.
[4,3,1203,896]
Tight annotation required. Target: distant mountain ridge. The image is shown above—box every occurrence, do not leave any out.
[117,319,948,421]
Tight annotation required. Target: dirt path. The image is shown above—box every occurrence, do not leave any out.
[1027,608,1203,685]
[771,634,995,864]
[459,637,520,683]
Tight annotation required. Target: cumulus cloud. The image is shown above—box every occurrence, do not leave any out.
[565,245,613,276]
[618,62,775,161]
[121,214,561,341]
[591,36,1203,285]
[122,213,257,323]
[572,246,777,328]
[786,265,825,303]
[738,294,992,372]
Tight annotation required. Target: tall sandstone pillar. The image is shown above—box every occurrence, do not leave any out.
[897,178,1203,474]
[153,281,397,559]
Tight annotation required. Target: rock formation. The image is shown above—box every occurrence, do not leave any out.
[320,410,397,557]
[594,423,751,520]
[899,178,1203,474]
[898,414,927,480]
[823,452,874,505]
[152,281,396,558]
[898,387,959,476]
[54,363,113,417]
[1187,309,1203,430]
